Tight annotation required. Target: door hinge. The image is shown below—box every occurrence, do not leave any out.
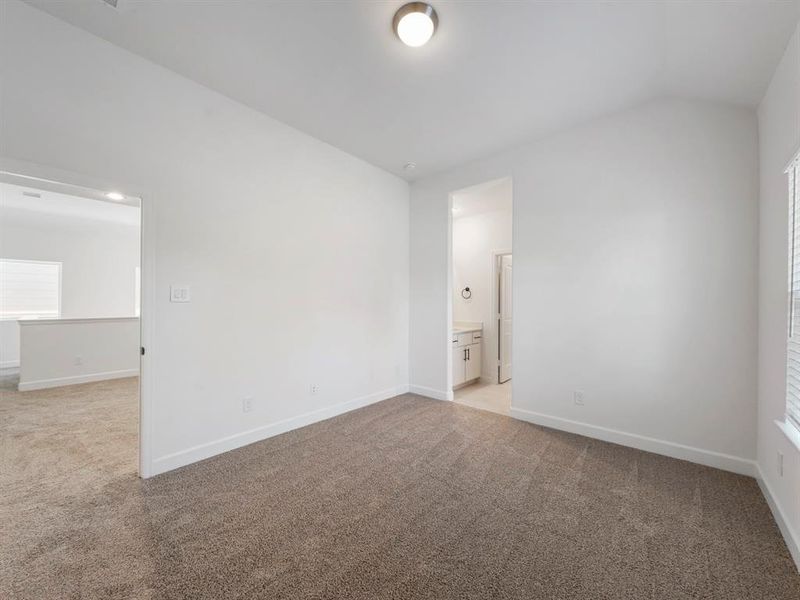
[140,347,146,356]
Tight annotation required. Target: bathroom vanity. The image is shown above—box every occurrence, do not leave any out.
[452,323,482,389]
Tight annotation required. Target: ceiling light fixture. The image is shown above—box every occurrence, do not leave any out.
[105,191,125,201]
[404,161,417,171]
[393,3,438,48]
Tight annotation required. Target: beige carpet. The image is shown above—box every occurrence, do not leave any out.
[2,378,799,600]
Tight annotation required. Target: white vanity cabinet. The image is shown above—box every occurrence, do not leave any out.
[465,340,481,381]
[452,345,467,387]
[452,329,482,389]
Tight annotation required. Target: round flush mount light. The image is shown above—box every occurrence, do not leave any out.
[393,2,438,47]
[105,191,125,201]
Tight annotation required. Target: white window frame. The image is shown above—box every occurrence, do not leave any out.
[0,258,62,321]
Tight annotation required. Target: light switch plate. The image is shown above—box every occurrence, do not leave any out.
[170,285,191,303]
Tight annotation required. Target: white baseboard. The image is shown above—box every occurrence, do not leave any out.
[756,464,800,573]
[409,384,453,401]
[509,407,756,477]
[18,368,139,391]
[150,384,407,477]
[0,360,20,370]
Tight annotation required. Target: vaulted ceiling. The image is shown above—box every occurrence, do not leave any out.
[23,0,800,180]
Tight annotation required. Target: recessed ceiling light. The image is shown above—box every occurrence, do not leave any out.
[393,3,438,48]
[404,162,417,171]
[105,191,125,201]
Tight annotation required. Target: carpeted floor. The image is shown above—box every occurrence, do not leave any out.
[2,378,799,599]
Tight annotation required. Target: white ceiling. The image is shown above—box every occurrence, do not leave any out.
[0,182,141,227]
[452,177,512,220]
[23,0,800,180]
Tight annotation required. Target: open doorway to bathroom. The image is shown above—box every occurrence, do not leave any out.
[449,177,512,415]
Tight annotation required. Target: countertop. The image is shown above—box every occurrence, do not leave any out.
[453,323,482,334]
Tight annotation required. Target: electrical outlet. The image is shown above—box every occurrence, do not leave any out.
[74,356,83,366]
[242,397,253,413]
[573,390,585,406]
[310,384,319,395]
[778,451,784,477]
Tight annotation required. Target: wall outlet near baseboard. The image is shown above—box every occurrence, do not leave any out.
[573,390,585,406]
[242,397,253,413]
[73,356,83,366]
[310,384,319,395]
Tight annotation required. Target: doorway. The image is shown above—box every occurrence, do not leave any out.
[0,169,147,477]
[449,177,512,415]
[497,253,513,384]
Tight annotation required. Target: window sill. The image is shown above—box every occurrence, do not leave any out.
[775,419,800,454]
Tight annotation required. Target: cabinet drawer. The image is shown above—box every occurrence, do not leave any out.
[471,331,482,343]
[456,333,472,347]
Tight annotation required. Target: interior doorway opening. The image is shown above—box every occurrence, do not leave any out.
[448,177,512,415]
[497,253,513,384]
[0,170,145,476]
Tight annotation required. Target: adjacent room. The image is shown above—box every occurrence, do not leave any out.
[451,177,513,415]
[0,177,141,392]
[2,1,800,599]
[0,175,142,481]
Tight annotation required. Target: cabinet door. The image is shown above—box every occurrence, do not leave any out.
[465,343,482,382]
[452,346,466,387]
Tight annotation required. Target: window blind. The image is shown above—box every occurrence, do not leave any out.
[0,259,61,320]
[787,153,800,429]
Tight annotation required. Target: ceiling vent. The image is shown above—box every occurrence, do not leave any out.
[22,191,41,198]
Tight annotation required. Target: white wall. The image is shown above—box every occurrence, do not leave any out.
[3,216,140,318]
[757,23,800,568]
[0,324,18,369]
[452,179,512,380]
[0,1,409,475]
[0,210,140,368]
[18,317,139,391]
[411,98,759,474]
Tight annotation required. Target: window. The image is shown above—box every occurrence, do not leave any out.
[786,152,800,430]
[0,259,62,320]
